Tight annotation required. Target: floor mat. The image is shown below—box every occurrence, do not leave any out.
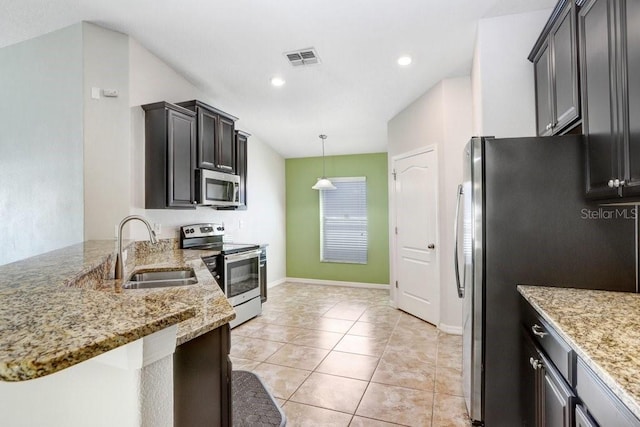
[232,370,286,426]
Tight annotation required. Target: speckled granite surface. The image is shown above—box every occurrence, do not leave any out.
[0,240,235,381]
[518,285,640,420]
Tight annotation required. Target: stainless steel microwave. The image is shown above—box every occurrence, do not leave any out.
[197,169,240,207]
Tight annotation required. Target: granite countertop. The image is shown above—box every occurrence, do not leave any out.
[0,240,235,382]
[518,285,640,420]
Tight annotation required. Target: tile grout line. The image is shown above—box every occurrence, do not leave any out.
[348,308,401,425]
[233,285,460,425]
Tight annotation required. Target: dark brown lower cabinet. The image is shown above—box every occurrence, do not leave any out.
[522,331,575,427]
[521,295,640,427]
[173,324,231,427]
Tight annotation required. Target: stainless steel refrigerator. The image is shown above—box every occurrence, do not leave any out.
[454,135,637,426]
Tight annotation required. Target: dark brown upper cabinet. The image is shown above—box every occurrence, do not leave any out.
[579,0,640,200]
[529,0,580,136]
[142,102,197,209]
[177,100,238,174]
[235,130,249,210]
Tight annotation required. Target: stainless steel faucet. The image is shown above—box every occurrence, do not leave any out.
[114,215,158,280]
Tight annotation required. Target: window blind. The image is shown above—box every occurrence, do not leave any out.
[320,177,367,264]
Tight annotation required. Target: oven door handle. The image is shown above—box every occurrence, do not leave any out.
[224,249,261,262]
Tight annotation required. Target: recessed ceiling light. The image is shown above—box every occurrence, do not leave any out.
[397,56,412,66]
[271,77,286,87]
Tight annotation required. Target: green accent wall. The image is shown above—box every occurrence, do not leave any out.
[286,152,389,284]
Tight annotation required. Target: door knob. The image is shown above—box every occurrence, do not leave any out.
[428,244,435,249]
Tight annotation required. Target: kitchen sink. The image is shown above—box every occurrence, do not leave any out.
[123,268,198,289]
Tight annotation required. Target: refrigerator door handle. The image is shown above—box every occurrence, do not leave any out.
[454,183,464,298]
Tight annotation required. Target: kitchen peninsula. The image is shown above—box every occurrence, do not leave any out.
[0,239,235,426]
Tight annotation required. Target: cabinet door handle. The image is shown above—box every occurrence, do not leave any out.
[428,243,435,249]
[529,357,542,370]
[532,324,548,338]
[610,179,626,188]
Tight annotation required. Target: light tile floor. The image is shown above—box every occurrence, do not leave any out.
[231,282,471,427]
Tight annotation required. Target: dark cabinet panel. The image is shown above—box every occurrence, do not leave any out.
[198,109,218,170]
[178,100,238,174]
[580,0,640,200]
[169,110,195,206]
[521,297,576,427]
[542,357,574,427]
[553,5,580,130]
[235,131,249,209]
[218,117,236,172]
[580,0,620,199]
[521,332,539,427]
[535,45,553,136]
[622,0,640,197]
[530,0,580,136]
[174,324,231,427]
[142,102,196,209]
[521,331,575,427]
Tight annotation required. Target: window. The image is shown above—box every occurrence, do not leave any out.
[320,177,367,264]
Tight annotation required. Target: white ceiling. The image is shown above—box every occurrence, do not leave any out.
[1,0,555,158]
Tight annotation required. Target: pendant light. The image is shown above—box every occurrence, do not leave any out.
[312,134,336,190]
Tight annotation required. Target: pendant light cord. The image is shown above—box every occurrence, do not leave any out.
[319,134,328,177]
[322,138,326,176]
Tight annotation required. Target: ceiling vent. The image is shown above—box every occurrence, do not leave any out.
[284,48,320,67]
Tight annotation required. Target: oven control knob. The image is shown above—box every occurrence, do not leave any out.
[190,228,195,233]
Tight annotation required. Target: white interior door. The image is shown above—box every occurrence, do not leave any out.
[393,148,439,325]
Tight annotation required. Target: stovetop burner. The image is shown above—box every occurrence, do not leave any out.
[179,223,259,254]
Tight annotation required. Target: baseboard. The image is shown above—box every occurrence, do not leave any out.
[439,323,463,335]
[285,277,390,290]
[267,278,287,289]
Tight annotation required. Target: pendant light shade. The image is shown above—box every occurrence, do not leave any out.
[312,134,336,190]
[312,177,336,190]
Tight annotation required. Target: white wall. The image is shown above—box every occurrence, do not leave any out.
[472,9,552,137]
[0,327,176,427]
[388,77,472,332]
[0,25,84,265]
[440,78,472,331]
[83,22,131,240]
[128,39,287,285]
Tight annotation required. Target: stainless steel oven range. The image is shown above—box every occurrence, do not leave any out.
[180,223,261,328]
